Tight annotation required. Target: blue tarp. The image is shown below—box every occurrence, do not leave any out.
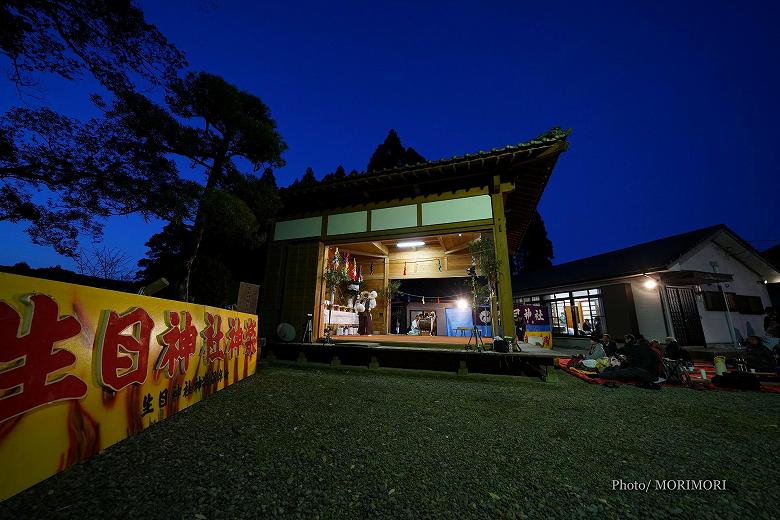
[444,307,491,337]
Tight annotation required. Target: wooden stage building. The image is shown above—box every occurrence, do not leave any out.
[260,127,570,344]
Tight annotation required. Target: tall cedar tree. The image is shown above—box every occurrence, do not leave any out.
[512,211,554,274]
[111,72,286,300]
[367,129,425,171]
[0,0,184,90]
[1,0,188,255]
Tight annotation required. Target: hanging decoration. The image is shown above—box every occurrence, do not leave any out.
[422,296,425,305]
[357,265,363,283]
[351,257,358,281]
[403,262,407,275]
[369,262,374,275]
[333,247,340,270]
[437,258,443,272]
[437,297,440,304]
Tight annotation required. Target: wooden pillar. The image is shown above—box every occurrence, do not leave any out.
[384,256,390,334]
[491,185,514,337]
[314,243,327,340]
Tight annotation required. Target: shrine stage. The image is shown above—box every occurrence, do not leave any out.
[263,336,575,381]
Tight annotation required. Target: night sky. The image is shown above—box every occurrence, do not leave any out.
[1,0,778,271]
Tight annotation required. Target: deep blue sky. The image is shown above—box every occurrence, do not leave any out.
[1,0,778,272]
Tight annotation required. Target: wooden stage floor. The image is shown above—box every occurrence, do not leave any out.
[331,334,580,357]
[335,334,473,345]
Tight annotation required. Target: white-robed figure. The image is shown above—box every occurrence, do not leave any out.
[408,313,422,335]
[356,290,378,335]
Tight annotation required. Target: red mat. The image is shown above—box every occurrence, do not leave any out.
[558,358,780,394]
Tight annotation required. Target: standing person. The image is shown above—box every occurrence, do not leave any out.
[764,307,778,338]
[593,318,603,338]
[514,308,527,343]
[429,311,437,336]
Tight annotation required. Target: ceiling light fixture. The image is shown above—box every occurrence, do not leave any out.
[397,241,424,248]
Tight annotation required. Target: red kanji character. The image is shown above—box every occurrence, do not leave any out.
[224,317,243,358]
[201,312,224,364]
[244,319,257,357]
[155,311,197,377]
[95,307,153,391]
[0,294,87,423]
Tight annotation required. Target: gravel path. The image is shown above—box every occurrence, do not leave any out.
[1,365,778,519]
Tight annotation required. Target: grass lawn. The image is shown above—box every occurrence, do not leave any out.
[1,365,778,519]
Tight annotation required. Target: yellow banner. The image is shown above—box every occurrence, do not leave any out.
[0,272,259,501]
[524,331,553,349]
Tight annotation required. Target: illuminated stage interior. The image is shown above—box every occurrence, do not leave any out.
[321,231,495,339]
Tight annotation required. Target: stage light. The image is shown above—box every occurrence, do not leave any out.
[643,278,658,290]
[397,241,424,248]
[456,298,468,309]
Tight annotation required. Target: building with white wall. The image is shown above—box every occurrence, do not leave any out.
[513,225,779,348]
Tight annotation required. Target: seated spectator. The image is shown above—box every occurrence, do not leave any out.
[581,319,592,333]
[744,336,776,372]
[602,334,618,357]
[601,334,663,385]
[648,339,666,375]
[664,336,691,362]
[585,336,606,360]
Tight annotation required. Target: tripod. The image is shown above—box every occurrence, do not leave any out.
[465,260,485,351]
[467,322,484,350]
[301,313,313,343]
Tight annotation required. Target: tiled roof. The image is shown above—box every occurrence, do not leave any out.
[513,225,728,293]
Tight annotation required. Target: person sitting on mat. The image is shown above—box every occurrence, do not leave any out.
[744,335,776,372]
[600,334,664,386]
[664,336,691,362]
[602,334,618,357]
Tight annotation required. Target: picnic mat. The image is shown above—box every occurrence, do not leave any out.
[558,358,780,394]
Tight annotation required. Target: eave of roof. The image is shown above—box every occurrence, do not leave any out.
[279,126,570,212]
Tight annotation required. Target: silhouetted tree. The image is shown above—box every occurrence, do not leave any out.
[109,71,286,299]
[321,165,346,182]
[0,0,189,256]
[137,171,281,305]
[367,129,425,171]
[512,211,554,275]
[0,106,197,256]
[0,0,184,90]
